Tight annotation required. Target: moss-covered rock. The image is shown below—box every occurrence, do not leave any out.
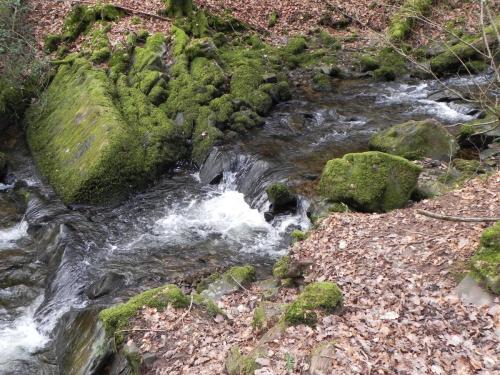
[319,151,422,212]
[223,265,256,285]
[266,182,297,211]
[273,256,291,280]
[0,79,24,126]
[369,119,458,161]
[252,301,286,331]
[284,282,342,326]
[164,0,193,18]
[470,222,500,294]
[452,158,482,173]
[99,284,189,339]
[360,54,380,72]
[193,293,225,317]
[200,265,256,300]
[26,58,182,204]
[388,0,433,41]
[225,346,258,375]
[430,19,500,76]
[291,230,307,242]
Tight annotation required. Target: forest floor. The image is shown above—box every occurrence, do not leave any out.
[127,172,499,375]
[26,0,483,52]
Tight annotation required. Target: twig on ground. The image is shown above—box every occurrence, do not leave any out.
[416,209,500,222]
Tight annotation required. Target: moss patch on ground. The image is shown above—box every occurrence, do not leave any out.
[319,151,422,212]
[470,221,500,294]
[284,282,342,326]
[99,284,189,340]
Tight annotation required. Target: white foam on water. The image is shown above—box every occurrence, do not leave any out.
[154,189,299,255]
[0,296,49,369]
[375,82,476,123]
[0,220,28,250]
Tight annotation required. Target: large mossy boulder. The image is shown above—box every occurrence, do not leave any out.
[319,151,422,212]
[26,58,182,204]
[430,18,499,76]
[470,221,500,294]
[369,119,458,161]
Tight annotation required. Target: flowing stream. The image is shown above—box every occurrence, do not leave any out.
[0,75,484,374]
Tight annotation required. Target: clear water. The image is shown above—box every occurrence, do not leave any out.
[0,74,487,373]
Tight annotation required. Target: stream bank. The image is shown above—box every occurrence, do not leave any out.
[1,1,499,373]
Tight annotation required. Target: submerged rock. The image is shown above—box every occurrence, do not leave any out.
[369,119,458,161]
[319,151,422,212]
[470,221,500,294]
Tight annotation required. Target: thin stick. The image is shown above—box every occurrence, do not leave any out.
[416,209,500,223]
[229,274,249,292]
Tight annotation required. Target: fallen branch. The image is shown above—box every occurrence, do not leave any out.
[416,209,500,223]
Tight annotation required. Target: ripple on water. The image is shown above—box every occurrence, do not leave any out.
[0,220,28,250]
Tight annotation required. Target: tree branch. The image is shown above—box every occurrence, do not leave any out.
[416,209,500,222]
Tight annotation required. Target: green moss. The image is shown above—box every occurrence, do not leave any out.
[284,282,342,326]
[360,54,380,72]
[430,19,499,76]
[284,36,307,55]
[60,4,122,42]
[465,60,488,74]
[252,306,266,330]
[369,119,458,160]
[291,230,306,242]
[266,183,296,208]
[185,37,219,61]
[470,222,500,294]
[108,48,130,78]
[268,11,278,28]
[44,34,62,53]
[319,151,422,212]
[164,0,193,18]
[272,256,290,279]
[26,59,182,204]
[209,95,234,126]
[0,79,24,124]
[312,72,332,91]
[388,0,433,41]
[196,272,221,293]
[193,293,225,317]
[99,284,189,338]
[451,159,481,174]
[192,106,223,164]
[318,31,340,49]
[329,202,349,213]
[130,33,166,75]
[223,265,256,285]
[225,346,258,375]
[373,66,396,81]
